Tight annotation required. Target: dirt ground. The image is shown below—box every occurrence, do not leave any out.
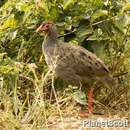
[47,114,130,130]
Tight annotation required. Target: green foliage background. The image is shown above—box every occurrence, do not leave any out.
[0,0,130,129]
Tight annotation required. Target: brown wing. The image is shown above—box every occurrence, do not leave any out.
[55,43,109,78]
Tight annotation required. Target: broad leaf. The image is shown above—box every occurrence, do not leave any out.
[63,0,77,10]
[73,90,86,105]
[91,10,108,21]
[122,2,130,12]
[2,15,17,29]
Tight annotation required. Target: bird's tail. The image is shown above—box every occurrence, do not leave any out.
[101,75,117,89]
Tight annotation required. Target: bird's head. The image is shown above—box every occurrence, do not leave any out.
[36,22,57,35]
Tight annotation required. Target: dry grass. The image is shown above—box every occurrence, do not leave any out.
[0,0,130,130]
[0,63,129,130]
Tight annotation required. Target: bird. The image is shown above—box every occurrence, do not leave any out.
[36,21,116,114]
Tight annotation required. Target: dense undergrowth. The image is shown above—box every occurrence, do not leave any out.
[0,0,130,129]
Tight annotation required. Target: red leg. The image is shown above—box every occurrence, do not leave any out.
[79,87,94,117]
[87,87,94,113]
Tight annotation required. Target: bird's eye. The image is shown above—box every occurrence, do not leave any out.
[42,24,45,27]
[45,25,49,28]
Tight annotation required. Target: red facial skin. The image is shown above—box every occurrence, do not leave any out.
[36,22,54,33]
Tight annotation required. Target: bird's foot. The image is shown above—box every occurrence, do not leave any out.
[78,109,93,117]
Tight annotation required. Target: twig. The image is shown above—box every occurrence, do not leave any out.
[113,72,128,77]
[92,16,116,26]
[51,73,65,130]
[58,16,118,38]
[19,74,34,83]
[58,29,77,38]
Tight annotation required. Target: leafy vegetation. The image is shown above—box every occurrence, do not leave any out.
[0,0,130,129]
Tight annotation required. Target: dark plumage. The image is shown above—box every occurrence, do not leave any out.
[36,22,116,88]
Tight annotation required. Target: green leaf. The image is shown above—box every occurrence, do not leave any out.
[87,34,98,41]
[0,54,18,74]
[0,0,8,7]
[14,11,24,23]
[12,30,18,40]
[0,53,7,59]
[122,2,130,12]
[73,90,86,105]
[35,0,49,13]
[114,16,126,32]
[90,0,103,7]
[63,0,77,10]
[16,2,33,12]
[77,26,93,39]
[2,15,17,29]
[91,10,108,21]
[49,6,59,20]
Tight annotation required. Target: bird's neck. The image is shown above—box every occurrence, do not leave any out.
[43,31,58,47]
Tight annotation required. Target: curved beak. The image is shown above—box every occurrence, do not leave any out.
[36,24,43,32]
